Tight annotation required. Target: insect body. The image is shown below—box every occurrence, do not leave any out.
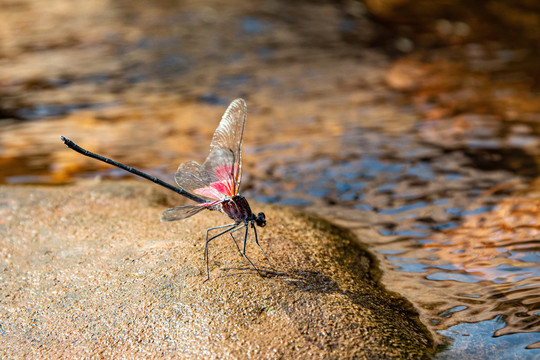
[61,99,270,280]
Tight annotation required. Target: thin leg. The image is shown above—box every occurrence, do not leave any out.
[204,223,239,282]
[239,225,264,277]
[229,226,244,255]
[252,222,274,270]
[242,223,249,255]
[206,223,237,243]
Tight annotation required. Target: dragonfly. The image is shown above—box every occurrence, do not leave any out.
[61,98,271,281]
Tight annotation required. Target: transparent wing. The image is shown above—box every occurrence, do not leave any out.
[175,161,222,201]
[174,99,246,200]
[209,98,246,194]
[200,147,237,197]
[161,205,206,222]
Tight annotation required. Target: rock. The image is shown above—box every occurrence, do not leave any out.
[0,181,432,358]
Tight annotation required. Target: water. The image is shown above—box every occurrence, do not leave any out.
[438,317,540,359]
[243,121,540,356]
[1,0,540,357]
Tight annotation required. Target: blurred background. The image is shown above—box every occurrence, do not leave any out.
[2,0,540,357]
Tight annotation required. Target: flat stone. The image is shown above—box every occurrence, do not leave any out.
[0,181,432,358]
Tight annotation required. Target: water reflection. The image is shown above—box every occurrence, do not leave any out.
[438,316,540,359]
[2,0,540,357]
[243,123,540,352]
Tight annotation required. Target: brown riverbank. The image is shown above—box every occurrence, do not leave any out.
[0,181,433,358]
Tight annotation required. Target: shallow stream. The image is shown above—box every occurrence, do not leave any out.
[1,1,540,358]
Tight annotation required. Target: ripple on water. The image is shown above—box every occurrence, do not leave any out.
[245,124,540,356]
[3,0,540,357]
[438,316,540,360]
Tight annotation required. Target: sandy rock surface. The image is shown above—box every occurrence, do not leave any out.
[0,181,432,358]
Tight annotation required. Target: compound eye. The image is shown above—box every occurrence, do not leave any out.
[256,212,266,227]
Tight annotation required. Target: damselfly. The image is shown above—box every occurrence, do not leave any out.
[61,99,270,281]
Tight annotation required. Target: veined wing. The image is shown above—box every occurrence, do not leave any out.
[209,98,246,195]
[161,205,206,222]
[174,148,237,200]
[175,161,223,201]
[200,147,237,197]
[174,99,246,201]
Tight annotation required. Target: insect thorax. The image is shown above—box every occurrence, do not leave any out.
[221,195,254,222]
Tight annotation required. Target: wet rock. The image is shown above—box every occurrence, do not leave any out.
[0,181,432,358]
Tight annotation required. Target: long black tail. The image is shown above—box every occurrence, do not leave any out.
[60,136,206,203]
